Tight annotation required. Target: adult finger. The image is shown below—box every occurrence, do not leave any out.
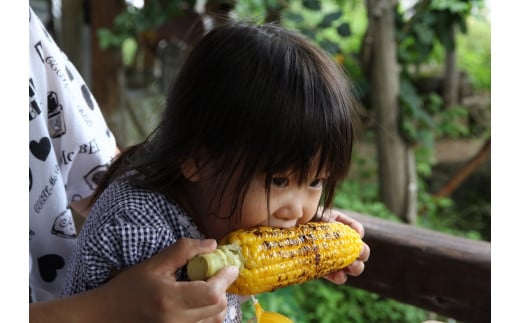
[206,266,239,293]
[174,267,238,321]
[176,266,238,308]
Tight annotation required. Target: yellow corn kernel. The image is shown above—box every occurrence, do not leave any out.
[187,221,363,295]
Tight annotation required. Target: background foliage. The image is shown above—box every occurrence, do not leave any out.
[98,0,491,321]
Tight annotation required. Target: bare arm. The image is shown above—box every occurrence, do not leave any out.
[30,289,106,323]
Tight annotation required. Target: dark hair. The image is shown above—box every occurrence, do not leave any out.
[95,21,358,220]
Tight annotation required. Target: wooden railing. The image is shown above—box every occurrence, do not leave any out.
[342,210,491,322]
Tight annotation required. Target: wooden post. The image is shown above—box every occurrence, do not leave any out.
[89,0,126,144]
[365,0,410,220]
[61,0,86,79]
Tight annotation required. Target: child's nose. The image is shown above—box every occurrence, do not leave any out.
[272,197,304,223]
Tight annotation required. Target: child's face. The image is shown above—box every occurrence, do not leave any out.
[185,159,327,241]
[238,169,326,229]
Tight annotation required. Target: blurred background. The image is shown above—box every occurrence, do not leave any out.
[29,0,491,322]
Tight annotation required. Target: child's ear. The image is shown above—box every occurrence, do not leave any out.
[180,158,202,182]
[180,149,209,182]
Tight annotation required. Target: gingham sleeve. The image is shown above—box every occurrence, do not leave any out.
[63,178,243,322]
[80,215,175,289]
[63,178,202,294]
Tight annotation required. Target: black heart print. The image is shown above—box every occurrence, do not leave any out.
[30,137,51,161]
[38,254,65,282]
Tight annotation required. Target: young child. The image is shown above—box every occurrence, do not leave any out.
[63,21,368,322]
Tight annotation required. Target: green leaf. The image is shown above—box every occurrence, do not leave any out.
[432,0,471,13]
[300,27,317,40]
[302,0,321,11]
[97,28,121,50]
[412,23,435,46]
[319,39,341,54]
[336,22,351,37]
[285,11,304,24]
[400,78,422,111]
[318,11,343,28]
[265,0,279,10]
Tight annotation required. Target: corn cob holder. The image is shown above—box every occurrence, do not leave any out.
[187,221,363,296]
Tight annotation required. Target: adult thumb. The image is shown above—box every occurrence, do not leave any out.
[150,238,218,273]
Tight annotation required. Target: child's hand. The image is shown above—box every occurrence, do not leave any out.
[95,238,239,323]
[317,208,370,285]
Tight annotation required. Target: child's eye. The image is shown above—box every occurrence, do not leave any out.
[272,177,289,187]
[310,178,325,188]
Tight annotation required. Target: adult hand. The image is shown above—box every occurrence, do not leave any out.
[317,208,370,285]
[91,238,238,323]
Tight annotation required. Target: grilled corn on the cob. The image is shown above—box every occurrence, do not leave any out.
[187,221,363,295]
